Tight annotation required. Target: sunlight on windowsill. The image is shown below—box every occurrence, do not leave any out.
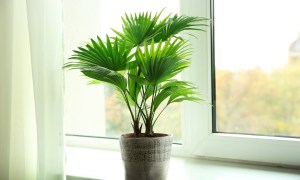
[66,146,300,180]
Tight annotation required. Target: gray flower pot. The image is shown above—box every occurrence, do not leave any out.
[119,133,173,180]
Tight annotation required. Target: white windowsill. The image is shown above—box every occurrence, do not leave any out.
[66,146,300,180]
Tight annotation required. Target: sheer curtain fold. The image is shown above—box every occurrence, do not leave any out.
[0,1,13,179]
[27,0,65,179]
[0,0,64,179]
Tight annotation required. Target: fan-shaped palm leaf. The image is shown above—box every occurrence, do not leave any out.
[112,9,170,47]
[135,38,191,85]
[154,15,209,41]
[64,35,134,72]
[153,80,203,112]
[81,66,127,93]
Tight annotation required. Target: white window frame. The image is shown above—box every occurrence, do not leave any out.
[185,0,300,167]
[66,0,300,167]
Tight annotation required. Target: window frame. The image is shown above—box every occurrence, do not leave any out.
[189,0,300,167]
[65,0,300,167]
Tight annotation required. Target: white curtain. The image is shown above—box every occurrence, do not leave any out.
[0,0,65,179]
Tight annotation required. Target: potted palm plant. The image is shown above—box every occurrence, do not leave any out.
[64,9,207,180]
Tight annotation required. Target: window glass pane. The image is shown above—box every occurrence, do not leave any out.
[215,0,300,137]
[63,0,182,141]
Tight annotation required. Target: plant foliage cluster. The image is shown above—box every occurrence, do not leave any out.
[64,9,208,137]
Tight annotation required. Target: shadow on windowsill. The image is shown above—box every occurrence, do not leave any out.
[67,175,102,180]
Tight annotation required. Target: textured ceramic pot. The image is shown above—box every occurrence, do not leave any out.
[119,133,173,180]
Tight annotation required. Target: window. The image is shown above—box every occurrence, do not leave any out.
[195,0,300,166]
[64,0,300,167]
[214,0,300,138]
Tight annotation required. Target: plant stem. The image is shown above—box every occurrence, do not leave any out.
[133,68,142,121]
[141,85,150,117]
[122,92,135,122]
[145,85,158,136]
[152,105,168,127]
[122,92,142,136]
[126,89,147,124]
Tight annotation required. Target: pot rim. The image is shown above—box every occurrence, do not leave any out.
[120,133,173,140]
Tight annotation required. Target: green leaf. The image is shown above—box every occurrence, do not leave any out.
[160,80,193,90]
[128,74,149,85]
[144,85,155,100]
[81,66,127,93]
[154,14,209,42]
[135,38,191,85]
[65,36,134,72]
[169,97,204,104]
[167,87,202,105]
[151,79,204,110]
[114,9,170,47]
[87,80,102,85]
[127,68,141,103]
[153,89,174,111]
